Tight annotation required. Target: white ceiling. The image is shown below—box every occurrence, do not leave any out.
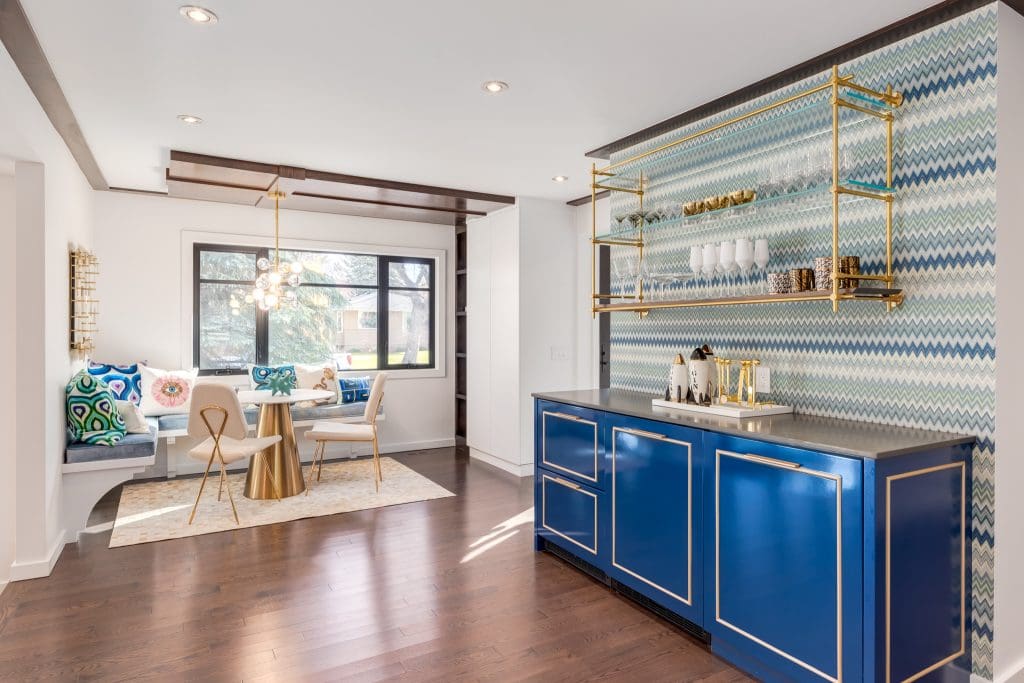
[22,0,938,201]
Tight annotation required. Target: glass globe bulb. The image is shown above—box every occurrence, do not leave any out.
[264,293,279,307]
[252,287,265,300]
[290,262,304,274]
[257,300,270,311]
[257,257,271,271]
[256,274,270,289]
[268,271,283,285]
[288,273,300,287]
[285,289,297,301]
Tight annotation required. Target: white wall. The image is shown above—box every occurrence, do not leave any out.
[573,196,609,389]
[91,191,455,467]
[995,5,1024,681]
[1,42,95,581]
[0,172,15,590]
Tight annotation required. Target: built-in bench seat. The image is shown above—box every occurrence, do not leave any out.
[64,418,159,464]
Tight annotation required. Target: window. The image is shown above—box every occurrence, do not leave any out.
[194,244,436,374]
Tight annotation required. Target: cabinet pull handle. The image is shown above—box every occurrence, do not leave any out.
[550,476,582,491]
[619,427,668,440]
[547,412,582,422]
[743,453,802,469]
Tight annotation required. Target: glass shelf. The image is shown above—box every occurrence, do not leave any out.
[594,179,893,244]
[592,287,904,313]
[594,89,893,192]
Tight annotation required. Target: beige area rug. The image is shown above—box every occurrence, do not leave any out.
[108,457,454,547]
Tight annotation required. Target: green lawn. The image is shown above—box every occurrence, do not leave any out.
[347,350,430,368]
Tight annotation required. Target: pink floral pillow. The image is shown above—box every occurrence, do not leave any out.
[139,366,198,416]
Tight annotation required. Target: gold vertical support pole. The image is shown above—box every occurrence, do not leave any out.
[830,65,841,313]
[637,170,645,307]
[885,84,895,312]
[591,162,597,317]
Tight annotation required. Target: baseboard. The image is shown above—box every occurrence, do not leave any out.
[0,580,7,595]
[993,661,1024,683]
[9,529,66,581]
[468,448,533,477]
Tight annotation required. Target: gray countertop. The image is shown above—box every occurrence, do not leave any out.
[533,388,974,459]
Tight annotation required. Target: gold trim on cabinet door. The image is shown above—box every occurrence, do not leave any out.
[885,461,966,683]
[541,411,599,483]
[715,449,844,683]
[541,474,598,555]
[610,427,693,606]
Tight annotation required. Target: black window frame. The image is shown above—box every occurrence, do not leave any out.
[193,243,436,376]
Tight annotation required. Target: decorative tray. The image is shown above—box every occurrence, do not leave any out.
[651,398,793,419]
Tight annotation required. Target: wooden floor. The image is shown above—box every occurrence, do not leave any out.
[0,447,749,682]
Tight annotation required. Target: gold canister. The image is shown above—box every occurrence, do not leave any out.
[839,256,861,288]
[683,200,704,216]
[789,268,815,292]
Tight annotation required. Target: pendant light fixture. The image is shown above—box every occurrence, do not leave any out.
[251,188,303,311]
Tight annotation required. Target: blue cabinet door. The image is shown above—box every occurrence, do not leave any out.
[608,416,703,624]
[536,400,601,487]
[536,467,603,561]
[707,434,863,683]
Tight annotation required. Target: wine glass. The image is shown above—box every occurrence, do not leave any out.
[689,245,703,281]
[753,239,770,293]
[735,238,755,294]
[639,257,656,302]
[702,243,718,295]
[719,240,736,296]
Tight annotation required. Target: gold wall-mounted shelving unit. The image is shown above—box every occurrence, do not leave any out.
[591,65,903,316]
[69,248,99,356]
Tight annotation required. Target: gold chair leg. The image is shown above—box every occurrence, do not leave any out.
[217,465,226,501]
[372,437,381,492]
[305,442,321,495]
[220,456,240,525]
[316,441,326,482]
[188,454,216,525]
[258,452,283,501]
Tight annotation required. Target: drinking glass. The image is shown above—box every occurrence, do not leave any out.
[753,239,770,293]
[702,243,718,295]
[719,240,736,295]
[639,258,656,301]
[735,238,754,294]
[689,245,703,279]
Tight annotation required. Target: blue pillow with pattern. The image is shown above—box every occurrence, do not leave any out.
[249,364,297,391]
[88,362,143,405]
[339,376,371,404]
[66,371,127,446]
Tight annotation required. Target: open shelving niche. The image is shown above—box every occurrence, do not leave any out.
[590,66,904,316]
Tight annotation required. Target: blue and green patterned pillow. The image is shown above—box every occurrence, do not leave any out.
[88,362,142,405]
[339,376,371,404]
[66,371,127,446]
[249,364,297,391]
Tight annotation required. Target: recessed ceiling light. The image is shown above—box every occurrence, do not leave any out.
[179,5,218,24]
[482,80,509,94]
[552,175,569,183]
[177,114,203,125]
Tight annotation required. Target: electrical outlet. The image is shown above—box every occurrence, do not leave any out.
[755,366,771,394]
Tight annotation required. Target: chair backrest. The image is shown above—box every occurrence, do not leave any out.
[187,383,248,440]
[364,372,388,425]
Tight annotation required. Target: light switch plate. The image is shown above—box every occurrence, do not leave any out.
[550,346,570,362]
[755,366,771,393]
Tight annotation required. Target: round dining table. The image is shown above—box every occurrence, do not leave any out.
[236,389,334,500]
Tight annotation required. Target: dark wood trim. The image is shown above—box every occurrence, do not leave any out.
[169,150,280,177]
[108,186,169,197]
[166,170,274,193]
[291,191,488,216]
[0,0,108,189]
[303,169,514,205]
[567,190,610,207]
[586,0,998,159]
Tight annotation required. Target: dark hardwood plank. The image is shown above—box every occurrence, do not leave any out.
[0,447,750,681]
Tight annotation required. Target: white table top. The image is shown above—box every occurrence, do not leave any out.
[237,389,334,405]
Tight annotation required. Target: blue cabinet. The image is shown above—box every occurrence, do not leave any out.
[706,433,864,682]
[532,398,972,683]
[607,416,702,624]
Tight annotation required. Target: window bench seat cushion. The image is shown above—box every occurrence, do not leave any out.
[155,401,372,434]
[65,418,159,464]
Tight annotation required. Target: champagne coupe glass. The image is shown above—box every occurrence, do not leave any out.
[719,240,736,296]
[753,238,770,293]
[735,238,754,294]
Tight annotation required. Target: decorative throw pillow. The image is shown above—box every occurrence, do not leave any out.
[295,361,338,407]
[248,364,297,391]
[115,400,151,434]
[66,371,127,446]
[139,366,198,416]
[88,362,143,404]
[339,376,372,404]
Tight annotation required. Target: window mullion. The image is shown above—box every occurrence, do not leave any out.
[378,255,389,370]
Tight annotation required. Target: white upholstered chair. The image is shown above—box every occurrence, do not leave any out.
[304,373,387,492]
[186,383,282,524]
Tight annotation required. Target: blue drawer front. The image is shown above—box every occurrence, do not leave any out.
[539,403,600,485]
[708,435,863,683]
[886,460,969,683]
[610,418,701,618]
[538,469,600,557]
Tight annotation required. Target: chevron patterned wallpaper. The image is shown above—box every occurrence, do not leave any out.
[607,5,997,676]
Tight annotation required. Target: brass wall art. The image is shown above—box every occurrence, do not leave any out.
[69,248,99,356]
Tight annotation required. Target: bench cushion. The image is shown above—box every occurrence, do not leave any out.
[65,418,158,464]
[156,401,370,433]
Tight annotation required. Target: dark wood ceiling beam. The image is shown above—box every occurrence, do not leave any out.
[291,191,487,216]
[586,0,1009,159]
[0,0,108,189]
[303,169,514,205]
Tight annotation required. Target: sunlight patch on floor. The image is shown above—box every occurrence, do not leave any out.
[461,506,534,564]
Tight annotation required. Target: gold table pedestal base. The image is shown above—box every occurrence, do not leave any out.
[244,403,306,499]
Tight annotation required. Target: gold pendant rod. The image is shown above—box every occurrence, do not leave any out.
[831,65,841,313]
